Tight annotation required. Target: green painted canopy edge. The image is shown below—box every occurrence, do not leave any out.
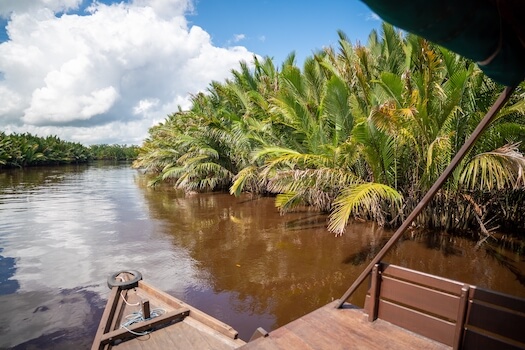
[361,0,525,86]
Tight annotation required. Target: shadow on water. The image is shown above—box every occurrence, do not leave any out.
[342,228,525,290]
[341,236,392,266]
[283,214,330,231]
[0,248,19,295]
[342,231,464,267]
[418,232,464,256]
[484,243,525,287]
[0,164,90,190]
[0,287,104,350]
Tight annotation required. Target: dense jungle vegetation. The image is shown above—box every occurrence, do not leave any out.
[0,132,139,167]
[133,23,525,236]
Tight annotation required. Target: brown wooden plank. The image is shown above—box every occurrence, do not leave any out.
[110,337,148,350]
[381,264,464,295]
[110,289,129,332]
[135,328,178,350]
[137,281,184,309]
[465,300,525,344]
[377,299,455,346]
[469,286,525,313]
[182,317,245,350]
[241,337,281,350]
[367,264,381,321]
[285,317,350,350]
[316,303,449,350]
[173,320,218,350]
[380,275,461,321]
[308,304,388,348]
[112,321,244,350]
[242,302,451,350]
[268,325,315,350]
[452,285,469,350]
[249,327,269,342]
[186,308,239,340]
[100,308,190,345]
[303,306,392,349]
[462,329,525,350]
[92,287,121,350]
[138,280,239,340]
[103,289,131,350]
[160,322,196,349]
[240,324,314,350]
[170,322,216,350]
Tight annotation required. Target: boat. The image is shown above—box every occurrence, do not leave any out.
[91,270,246,350]
[242,262,525,349]
[94,267,525,349]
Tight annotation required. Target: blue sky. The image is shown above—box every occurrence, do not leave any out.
[189,1,380,65]
[0,0,380,145]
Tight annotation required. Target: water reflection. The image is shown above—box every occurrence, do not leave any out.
[0,164,523,348]
[0,164,202,348]
[4,287,103,350]
[0,248,19,295]
[136,185,397,335]
[136,183,525,340]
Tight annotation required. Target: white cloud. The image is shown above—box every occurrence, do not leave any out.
[367,12,381,21]
[133,98,160,116]
[131,0,193,19]
[233,33,246,42]
[0,0,255,144]
[0,0,82,17]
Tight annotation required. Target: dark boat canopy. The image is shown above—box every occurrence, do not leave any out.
[361,0,525,86]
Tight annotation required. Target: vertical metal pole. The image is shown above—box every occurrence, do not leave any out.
[142,299,151,319]
[336,85,516,308]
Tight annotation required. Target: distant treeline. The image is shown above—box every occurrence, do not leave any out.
[0,132,139,168]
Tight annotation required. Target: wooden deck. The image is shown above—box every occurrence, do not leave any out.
[241,301,451,350]
[102,316,245,350]
[92,278,245,350]
[242,262,525,349]
[94,267,525,350]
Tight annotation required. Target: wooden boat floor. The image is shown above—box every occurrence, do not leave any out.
[240,301,451,350]
[97,282,245,350]
[110,317,244,350]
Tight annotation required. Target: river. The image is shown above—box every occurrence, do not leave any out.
[0,162,524,349]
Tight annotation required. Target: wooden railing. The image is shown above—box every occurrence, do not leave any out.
[364,262,525,350]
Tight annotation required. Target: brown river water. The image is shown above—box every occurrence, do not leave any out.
[0,162,524,349]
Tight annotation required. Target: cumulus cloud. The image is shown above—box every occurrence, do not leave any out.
[131,0,192,19]
[0,0,255,144]
[0,0,82,17]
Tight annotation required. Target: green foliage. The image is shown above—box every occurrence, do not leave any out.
[134,23,525,235]
[0,132,139,168]
[329,183,403,235]
[0,132,91,167]
[89,144,139,160]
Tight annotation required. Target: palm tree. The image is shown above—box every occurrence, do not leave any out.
[136,23,525,234]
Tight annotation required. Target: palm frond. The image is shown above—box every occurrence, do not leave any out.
[328,183,403,235]
[460,143,525,190]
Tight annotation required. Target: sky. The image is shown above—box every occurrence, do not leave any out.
[0,0,380,145]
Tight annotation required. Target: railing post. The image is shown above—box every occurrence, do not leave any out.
[453,284,470,350]
[367,264,381,322]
